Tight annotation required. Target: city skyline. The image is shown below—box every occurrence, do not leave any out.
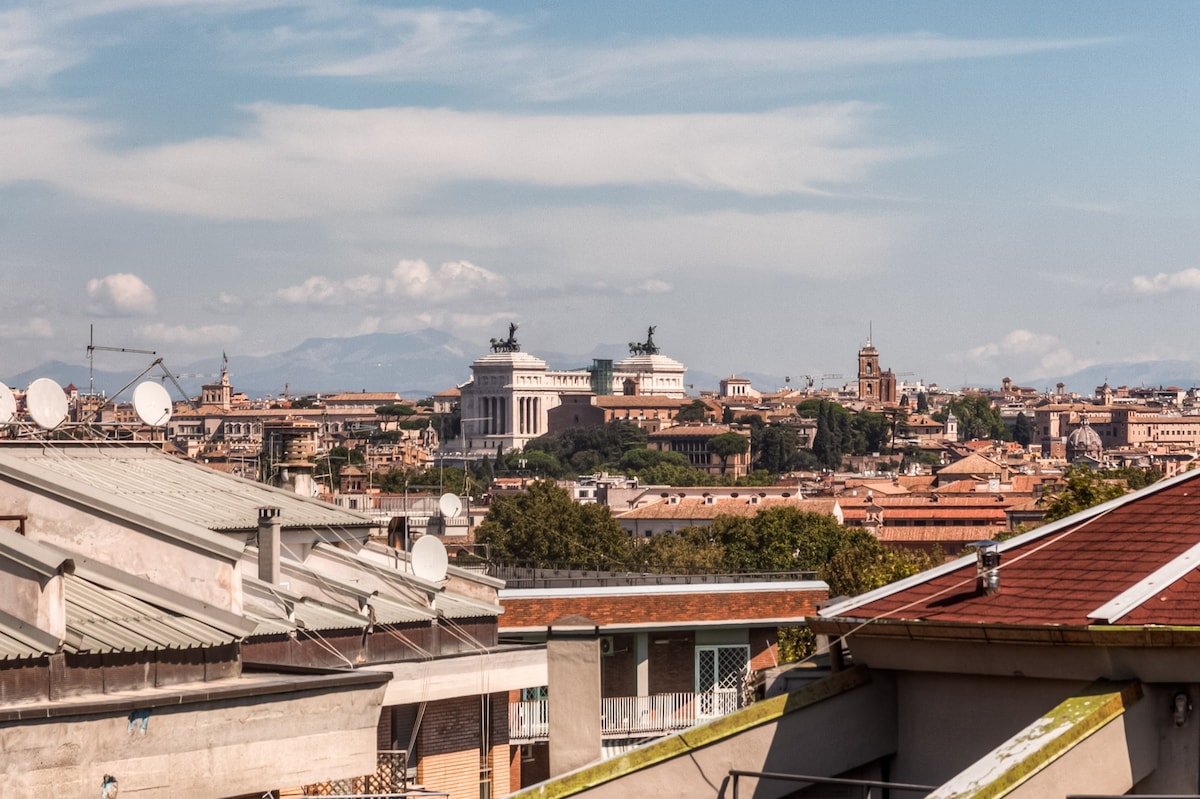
[2,2,1198,387]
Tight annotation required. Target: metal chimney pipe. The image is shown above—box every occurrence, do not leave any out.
[257,507,282,585]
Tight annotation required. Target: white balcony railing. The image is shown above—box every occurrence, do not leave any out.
[510,691,742,743]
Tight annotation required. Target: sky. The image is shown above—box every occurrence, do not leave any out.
[2,1,1199,390]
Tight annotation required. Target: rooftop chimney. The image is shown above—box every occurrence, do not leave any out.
[257,507,282,585]
[974,540,1001,596]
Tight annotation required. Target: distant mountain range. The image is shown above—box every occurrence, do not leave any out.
[5,329,1200,400]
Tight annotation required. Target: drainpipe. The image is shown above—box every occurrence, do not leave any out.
[257,507,282,584]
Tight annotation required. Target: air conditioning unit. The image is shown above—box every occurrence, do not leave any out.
[599,636,615,656]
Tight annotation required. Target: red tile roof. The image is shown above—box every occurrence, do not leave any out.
[820,470,1200,628]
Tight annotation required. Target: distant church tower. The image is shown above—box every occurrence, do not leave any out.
[202,366,232,411]
[857,330,896,406]
[858,335,881,402]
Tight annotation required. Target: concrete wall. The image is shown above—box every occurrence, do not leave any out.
[0,680,386,798]
[890,671,1088,787]
[0,482,241,613]
[548,636,602,777]
[0,558,65,639]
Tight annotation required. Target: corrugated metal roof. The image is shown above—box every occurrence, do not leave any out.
[0,608,62,661]
[65,574,239,653]
[368,593,436,625]
[0,630,44,660]
[434,591,503,620]
[243,579,372,634]
[0,443,373,533]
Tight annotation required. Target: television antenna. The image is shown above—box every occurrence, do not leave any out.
[87,324,155,398]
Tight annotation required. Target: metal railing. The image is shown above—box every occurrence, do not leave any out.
[719,769,936,799]
[491,563,818,590]
[510,691,741,743]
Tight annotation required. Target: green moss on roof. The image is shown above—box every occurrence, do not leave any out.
[927,680,1143,799]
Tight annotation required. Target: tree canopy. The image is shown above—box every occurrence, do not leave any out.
[707,432,750,475]
[476,480,632,568]
[1041,464,1163,522]
[933,396,1009,442]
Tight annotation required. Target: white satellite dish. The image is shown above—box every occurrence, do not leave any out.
[0,383,15,425]
[411,534,449,582]
[26,378,68,430]
[132,381,173,427]
[438,492,463,518]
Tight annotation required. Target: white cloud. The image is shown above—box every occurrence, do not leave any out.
[1130,268,1200,296]
[626,279,672,295]
[275,276,342,306]
[0,317,54,340]
[967,329,1095,377]
[517,34,1117,102]
[0,9,84,87]
[0,104,914,220]
[275,259,506,308]
[134,322,240,345]
[227,7,1112,102]
[86,273,157,316]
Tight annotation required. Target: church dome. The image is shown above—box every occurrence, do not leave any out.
[1066,419,1103,462]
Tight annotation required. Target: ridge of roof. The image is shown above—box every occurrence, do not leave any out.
[819,467,1200,621]
[1088,540,1200,624]
[0,445,245,561]
[50,544,257,639]
[0,605,63,658]
[0,528,74,578]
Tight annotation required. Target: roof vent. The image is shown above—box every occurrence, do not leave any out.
[974,540,1001,596]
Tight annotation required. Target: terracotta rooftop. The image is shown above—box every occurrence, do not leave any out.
[617,496,839,521]
[820,470,1200,627]
[875,525,1008,544]
[648,424,739,439]
[594,396,693,409]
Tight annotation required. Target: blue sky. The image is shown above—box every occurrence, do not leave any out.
[2,1,1198,390]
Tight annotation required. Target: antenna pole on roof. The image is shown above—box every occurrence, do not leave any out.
[87,324,156,397]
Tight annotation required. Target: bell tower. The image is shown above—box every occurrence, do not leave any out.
[858,335,881,402]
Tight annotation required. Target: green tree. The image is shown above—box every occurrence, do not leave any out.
[317,445,365,486]
[707,432,750,475]
[916,392,929,413]
[676,400,710,423]
[850,410,890,454]
[476,480,632,567]
[1042,465,1127,522]
[721,405,735,424]
[933,396,1009,442]
[752,424,800,474]
[634,526,725,573]
[821,530,941,597]
[812,402,843,470]
[1013,412,1034,447]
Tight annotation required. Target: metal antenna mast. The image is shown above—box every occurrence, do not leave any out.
[88,324,156,397]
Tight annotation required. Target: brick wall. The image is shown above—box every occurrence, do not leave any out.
[416,692,510,799]
[487,692,510,798]
[501,587,825,630]
[649,632,695,694]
